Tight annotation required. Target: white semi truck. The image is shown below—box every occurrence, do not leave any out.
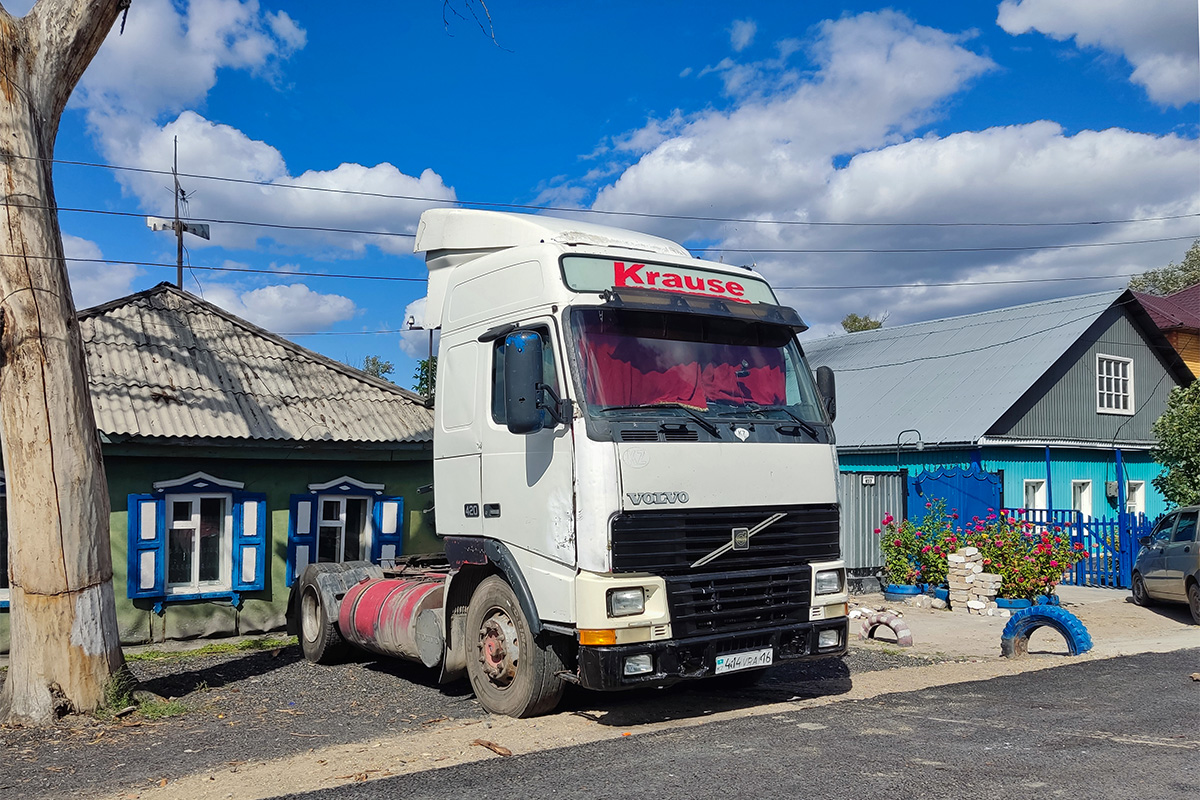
[289,209,848,717]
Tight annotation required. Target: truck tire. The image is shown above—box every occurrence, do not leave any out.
[1000,606,1092,658]
[465,575,564,718]
[299,573,345,664]
[1131,572,1153,607]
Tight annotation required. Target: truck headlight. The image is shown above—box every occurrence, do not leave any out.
[607,587,646,617]
[814,569,844,595]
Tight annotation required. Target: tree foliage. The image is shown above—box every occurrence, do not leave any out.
[360,355,395,381]
[1151,380,1200,507]
[413,357,437,399]
[1129,240,1200,296]
[841,312,885,332]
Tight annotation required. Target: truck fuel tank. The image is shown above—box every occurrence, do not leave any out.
[338,576,446,666]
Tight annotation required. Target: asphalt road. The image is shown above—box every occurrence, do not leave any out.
[274,648,1200,800]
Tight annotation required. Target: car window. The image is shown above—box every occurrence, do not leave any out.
[1151,513,1176,542]
[1171,512,1197,543]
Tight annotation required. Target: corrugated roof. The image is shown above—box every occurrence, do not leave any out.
[802,290,1127,449]
[79,284,433,444]
[1134,286,1200,331]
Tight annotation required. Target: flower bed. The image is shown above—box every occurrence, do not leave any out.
[878,504,1087,601]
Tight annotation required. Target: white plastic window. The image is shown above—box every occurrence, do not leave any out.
[1071,480,1092,519]
[316,496,372,563]
[1096,354,1134,415]
[166,493,232,593]
[1023,479,1047,511]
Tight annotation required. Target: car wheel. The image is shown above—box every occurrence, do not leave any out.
[1131,572,1153,607]
[1187,582,1200,625]
[465,575,565,718]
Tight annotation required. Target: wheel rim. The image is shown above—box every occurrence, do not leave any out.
[301,588,320,644]
[1133,575,1145,602]
[477,608,521,689]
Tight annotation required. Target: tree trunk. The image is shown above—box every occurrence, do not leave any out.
[0,1,127,725]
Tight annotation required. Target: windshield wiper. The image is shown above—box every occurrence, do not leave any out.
[714,403,820,439]
[596,403,721,437]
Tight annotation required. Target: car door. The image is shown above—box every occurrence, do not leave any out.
[1160,510,1197,602]
[1138,512,1175,599]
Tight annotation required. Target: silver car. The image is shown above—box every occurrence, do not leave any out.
[1132,505,1199,623]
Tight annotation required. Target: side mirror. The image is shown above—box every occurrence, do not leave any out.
[504,331,546,434]
[815,365,836,422]
[1138,536,1150,548]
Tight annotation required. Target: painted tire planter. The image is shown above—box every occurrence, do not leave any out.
[860,612,913,647]
[1000,606,1093,658]
[1034,594,1061,606]
[995,597,1032,610]
[932,586,949,602]
[883,584,922,602]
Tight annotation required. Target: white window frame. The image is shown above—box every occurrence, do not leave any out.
[1096,354,1134,415]
[1024,479,1047,511]
[316,494,374,564]
[1071,480,1092,519]
[165,492,233,595]
[1125,480,1145,516]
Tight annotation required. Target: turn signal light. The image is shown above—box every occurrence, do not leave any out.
[579,629,617,646]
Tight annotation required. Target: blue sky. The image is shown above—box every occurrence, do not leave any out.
[14,0,1200,389]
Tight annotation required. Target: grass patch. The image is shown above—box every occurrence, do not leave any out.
[137,699,190,720]
[126,635,297,663]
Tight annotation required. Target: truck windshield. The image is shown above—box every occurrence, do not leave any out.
[569,307,825,423]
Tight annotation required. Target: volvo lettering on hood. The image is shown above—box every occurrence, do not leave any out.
[626,491,690,506]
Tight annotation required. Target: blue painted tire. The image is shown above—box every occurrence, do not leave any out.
[1034,594,1061,606]
[1000,606,1093,658]
[995,597,1032,610]
[883,584,922,602]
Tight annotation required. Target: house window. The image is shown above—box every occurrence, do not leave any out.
[1096,354,1134,415]
[127,472,267,603]
[166,494,231,593]
[1023,479,1047,511]
[317,496,371,563]
[287,477,405,585]
[1071,480,1092,519]
[1125,481,1145,516]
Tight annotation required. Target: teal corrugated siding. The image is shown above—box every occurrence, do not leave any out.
[840,446,1167,521]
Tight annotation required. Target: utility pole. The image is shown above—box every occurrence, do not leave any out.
[147,137,210,288]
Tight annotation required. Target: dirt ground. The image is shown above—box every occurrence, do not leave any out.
[1,584,1195,800]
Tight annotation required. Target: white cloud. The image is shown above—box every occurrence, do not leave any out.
[997,0,1200,107]
[75,2,455,258]
[63,234,139,308]
[585,10,1200,335]
[730,19,757,52]
[199,282,358,333]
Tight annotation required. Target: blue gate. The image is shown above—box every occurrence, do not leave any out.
[909,467,1002,524]
[1000,508,1155,589]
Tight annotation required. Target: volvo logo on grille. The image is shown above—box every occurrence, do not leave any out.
[691,512,788,568]
[731,527,750,550]
[626,491,689,506]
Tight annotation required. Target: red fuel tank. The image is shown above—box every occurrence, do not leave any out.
[338,576,446,664]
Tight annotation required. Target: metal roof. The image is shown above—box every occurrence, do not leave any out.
[79,284,433,444]
[802,290,1129,450]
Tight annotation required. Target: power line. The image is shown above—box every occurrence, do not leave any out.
[13,152,1200,230]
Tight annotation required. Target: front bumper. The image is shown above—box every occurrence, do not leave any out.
[575,618,849,691]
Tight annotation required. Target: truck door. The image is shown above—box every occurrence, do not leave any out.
[479,321,576,565]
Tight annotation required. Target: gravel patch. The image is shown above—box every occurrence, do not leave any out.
[0,637,943,799]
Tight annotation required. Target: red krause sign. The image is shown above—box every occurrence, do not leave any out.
[561,255,775,304]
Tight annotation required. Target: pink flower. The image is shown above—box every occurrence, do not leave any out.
[893,539,903,547]
[874,528,882,534]
[1049,560,1059,567]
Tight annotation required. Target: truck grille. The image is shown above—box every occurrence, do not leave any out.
[611,504,839,637]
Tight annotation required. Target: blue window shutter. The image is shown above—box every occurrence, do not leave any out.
[287,493,318,586]
[231,492,268,593]
[127,494,165,598]
[371,496,404,565]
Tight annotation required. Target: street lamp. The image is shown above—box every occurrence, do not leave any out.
[896,428,924,467]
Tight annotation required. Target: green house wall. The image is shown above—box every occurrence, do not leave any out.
[0,442,433,653]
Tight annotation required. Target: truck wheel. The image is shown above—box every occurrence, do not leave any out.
[465,575,564,718]
[1131,572,1153,607]
[299,577,344,664]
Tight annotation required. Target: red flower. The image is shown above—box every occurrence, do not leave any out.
[893,539,903,547]
[874,528,882,534]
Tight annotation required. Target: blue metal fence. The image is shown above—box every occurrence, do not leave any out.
[1001,508,1155,589]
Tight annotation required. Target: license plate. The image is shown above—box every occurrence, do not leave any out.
[714,647,774,675]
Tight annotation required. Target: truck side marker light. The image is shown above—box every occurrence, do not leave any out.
[579,629,617,646]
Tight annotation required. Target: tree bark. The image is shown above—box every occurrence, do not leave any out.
[0,1,127,725]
